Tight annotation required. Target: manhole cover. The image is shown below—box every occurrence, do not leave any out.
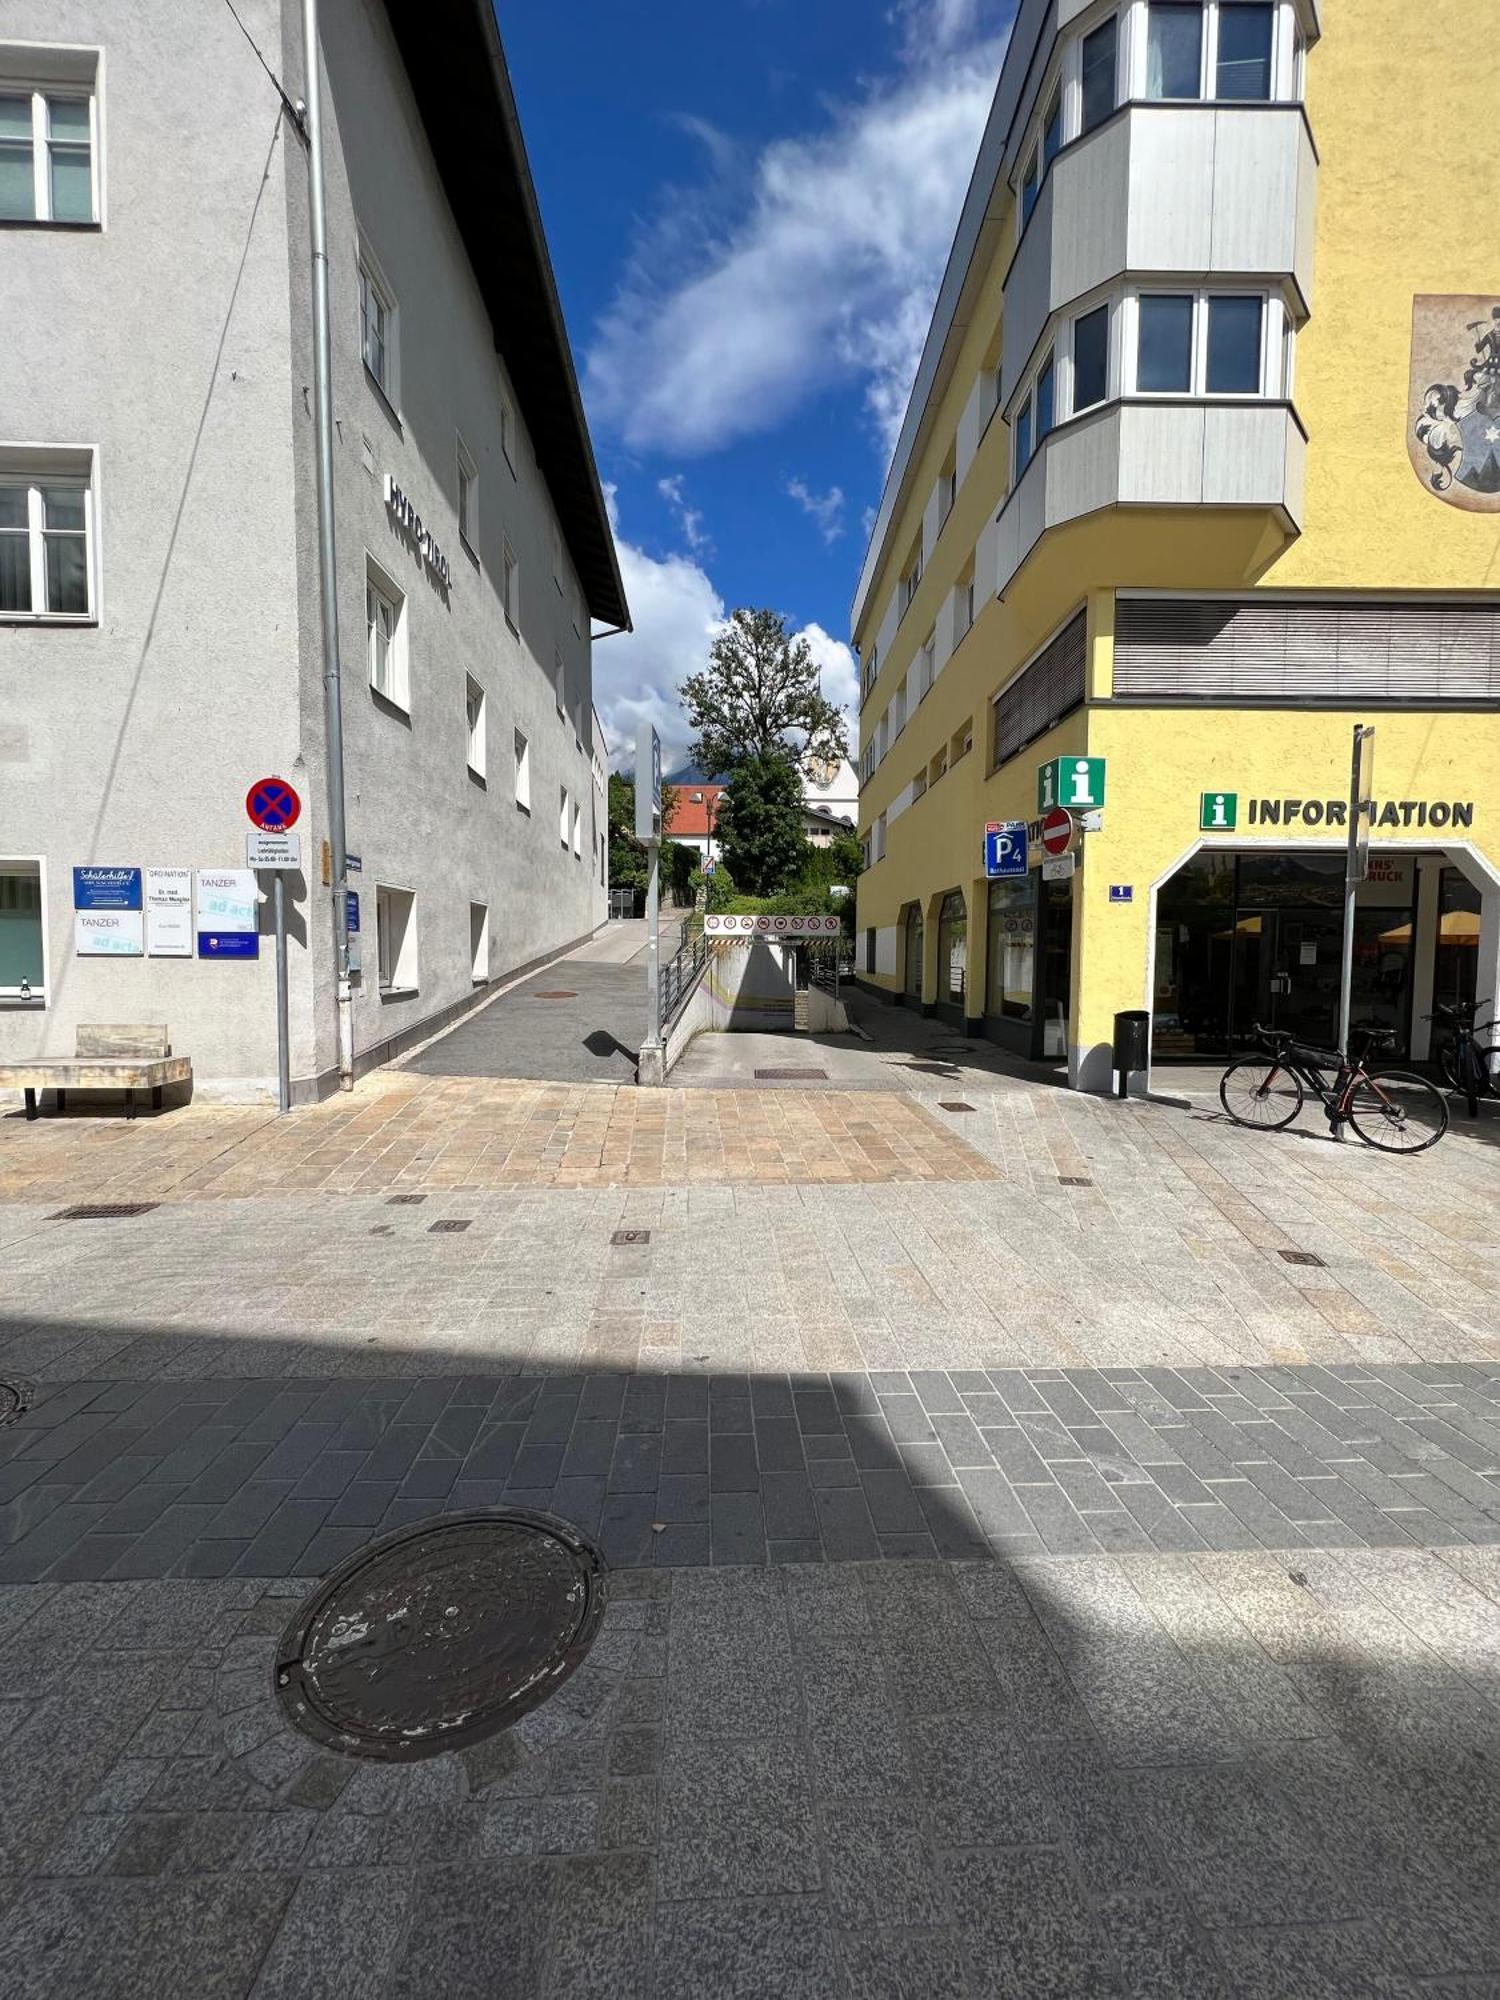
[429,1219,471,1234]
[1058,1176,1094,1188]
[48,1202,160,1221]
[1278,1249,1325,1267]
[536,991,577,1000]
[274,1509,607,1763]
[388,1193,427,1206]
[938,1101,976,1113]
[754,1067,828,1080]
[0,1380,31,1426]
[611,1228,651,1245]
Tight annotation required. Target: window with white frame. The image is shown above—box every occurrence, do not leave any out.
[375,884,417,994]
[571,801,582,859]
[0,70,95,224]
[1144,0,1278,101]
[365,560,407,708]
[1080,15,1118,133]
[559,786,570,850]
[1131,289,1272,397]
[470,901,489,984]
[501,542,518,629]
[357,236,398,405]
[1072,302,1111,413]
[861,644,878,702]
[514,728,531,811]
[1020,145,1039,227]
[457,436,477,555]
[1012,348,1055,479]
[0,453,93,619]
[465,676,486,778]
[0,860,44,999]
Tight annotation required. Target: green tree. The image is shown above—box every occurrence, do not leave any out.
[715,754,807,897]
[607,772,681,903]
[682,608,848,776]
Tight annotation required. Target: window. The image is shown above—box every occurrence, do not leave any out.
[465,677,486,778]
[1073,304,1109,412]
[1035,352,1056,443]
[937,891,967,1008]
[514,728,531,812]
[375,885,417,994]
[0,82,94,223]
[1205,294,1264,392]
[572,801,582,859]
[1080,16,1118,133]
[900,546,922,615]
[939,463,956,524]
[1042,86,1062,168]
[501,542,518,629]
[457,437,477,555]
[0,861,43,999]
[470,902,489,984]
[357,238,397,404]
[1020,149,1039,227]
[559,786,570,850]
[365,561,407,708]
[987,876,1037,1023]
[992,610,1086,767]
[1146,2,1204,98]
[861,645,878,702]
[1015,399,1034,477]
[0,460,92,618]
[1216,2,1274,99]
[1136,293,1194,392]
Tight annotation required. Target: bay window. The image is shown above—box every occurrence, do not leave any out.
[1072,303,1109,412]
[1205,294,1264,392]
[1216,2,1275,98]
[1146,2,1204,98]
[1136,294,1195,392]
[1132,289,1274,397]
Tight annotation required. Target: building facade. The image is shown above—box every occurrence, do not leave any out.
[0,0,625,1099]
[852,0,1499,1088]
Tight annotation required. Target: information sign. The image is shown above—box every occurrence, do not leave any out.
[1038,756,1106,813]
[73,866,141,911]
[75,910,144,956]
[1200,792,1238,831]
[145,868,193,956]
[984,820,1028,879]
[196,869,258,939]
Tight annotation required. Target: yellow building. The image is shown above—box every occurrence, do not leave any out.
[852,0,1500,1089]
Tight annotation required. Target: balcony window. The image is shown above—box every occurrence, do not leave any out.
[1073,304,1109,412]
[1020,149,1039,227]
[1136,294,1194,392]
[1015,399,1033,477]
[1042,87,1062,168]
[1035,352,1056,443]
[1146,2,1204,98]
[1080,16,1118,134]
[1205,294,1264,392]
[1215,1,1274,99]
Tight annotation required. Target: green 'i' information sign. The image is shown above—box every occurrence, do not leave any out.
[1200,792,1238,831]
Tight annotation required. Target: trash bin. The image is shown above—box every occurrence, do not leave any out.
[1112,1010,1150,1100]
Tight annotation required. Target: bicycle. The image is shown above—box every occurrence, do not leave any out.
[1219,1023,1449,1153]
[1428,997,1500,1115]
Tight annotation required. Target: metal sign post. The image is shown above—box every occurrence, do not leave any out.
[636,723,664,1063]
[1337,723,1374,1057]
[247,813,301,1116]
[272,872,290,1113]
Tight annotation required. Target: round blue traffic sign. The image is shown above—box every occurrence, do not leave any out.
[246,776,301,831]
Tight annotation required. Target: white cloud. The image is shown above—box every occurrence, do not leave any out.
[786,477,846,543]
[585,8,1006,462]
[656,473,711,553]
[595,489,860,773]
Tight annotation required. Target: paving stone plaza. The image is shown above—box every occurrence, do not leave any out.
[4,1033,1500,1994]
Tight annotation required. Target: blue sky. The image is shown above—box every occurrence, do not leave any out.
[501,0,1014,768]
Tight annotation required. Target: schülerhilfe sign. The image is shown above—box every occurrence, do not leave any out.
[1246,797,1475,830]
[704,914,843,937]
[384,474,451,587]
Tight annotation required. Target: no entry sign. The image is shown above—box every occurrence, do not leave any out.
[246,776,301,832]
[1040,806,1074,858]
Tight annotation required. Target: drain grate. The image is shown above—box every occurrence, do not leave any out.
[536,991,577,1000]
[429,1219,471,1234]
[1058,1176,1094,1188]
[48,1202,159,1221]
[0,1380,32,1427]
[274,1508,607,1762]
[1278,1249,1326,1267]
[938,1101,976,1113]
[611,1229,651,1246]
[387,1193,427,1206]
[754,1067,828,1081]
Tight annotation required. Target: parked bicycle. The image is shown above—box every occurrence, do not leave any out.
[1219,1023,1448,1153]
[1428,997,1500,1116]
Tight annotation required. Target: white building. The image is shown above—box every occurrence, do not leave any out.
[0,0,627,1099]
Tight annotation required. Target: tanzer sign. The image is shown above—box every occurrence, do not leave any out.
[1246,797,1475,829]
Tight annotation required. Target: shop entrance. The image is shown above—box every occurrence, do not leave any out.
[1153,851,1421,1060]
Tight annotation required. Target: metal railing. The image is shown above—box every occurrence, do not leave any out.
[660,922,709,1028]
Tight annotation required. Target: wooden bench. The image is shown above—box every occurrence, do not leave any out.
[0,1025,192,1121]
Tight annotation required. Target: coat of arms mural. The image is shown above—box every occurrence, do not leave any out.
[1408,296,1500,510]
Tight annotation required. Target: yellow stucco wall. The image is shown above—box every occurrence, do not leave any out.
[854,0,1500,1077]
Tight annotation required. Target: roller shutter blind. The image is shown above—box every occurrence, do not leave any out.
[1114,599,1500,700]
[993,610,1086,764]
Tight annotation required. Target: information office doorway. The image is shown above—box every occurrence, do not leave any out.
[1152,852,1418,1059]
[981,869,1073,1060]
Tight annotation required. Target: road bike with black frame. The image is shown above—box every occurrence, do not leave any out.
[1219,1023,1449,1153]
[1428,997,1500,1117]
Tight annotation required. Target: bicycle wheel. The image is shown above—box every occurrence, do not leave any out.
[1435,1038,1461,1091]
[1219,1060,1303,1131]
[1473,1043,1500,1096]
[1346,1070,1449,1154]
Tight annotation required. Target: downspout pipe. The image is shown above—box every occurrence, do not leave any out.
[300,0,354,1090]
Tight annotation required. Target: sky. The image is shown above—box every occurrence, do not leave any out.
[500,0,1014,773]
